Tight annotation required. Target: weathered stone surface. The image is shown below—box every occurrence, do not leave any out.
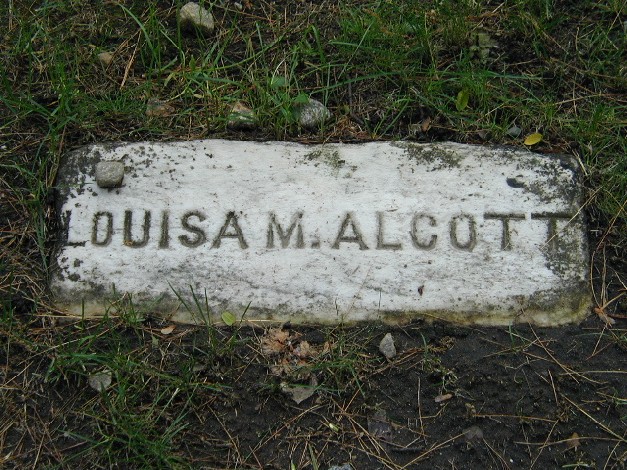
[95,161,124,188]
[52,140,589,325]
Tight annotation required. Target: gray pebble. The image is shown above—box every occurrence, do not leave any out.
[179,2,214,34]
[378,333,397,359]
[293,98,331,129]
[506,125,522,138]
[96,162,124,188]
[328,465,354,470]
[88,370,112,391]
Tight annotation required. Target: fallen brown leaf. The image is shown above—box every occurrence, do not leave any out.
[260,328,292,356]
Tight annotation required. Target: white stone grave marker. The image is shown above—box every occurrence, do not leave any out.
[52,140,589,325]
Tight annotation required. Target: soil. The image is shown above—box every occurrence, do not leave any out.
[2,316,626,469]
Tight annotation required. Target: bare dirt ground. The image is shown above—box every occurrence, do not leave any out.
[2,314,626,468]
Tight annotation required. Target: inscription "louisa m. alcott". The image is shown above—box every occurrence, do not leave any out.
[64,209,574,252]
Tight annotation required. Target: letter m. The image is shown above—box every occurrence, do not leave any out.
[267,212,304,248]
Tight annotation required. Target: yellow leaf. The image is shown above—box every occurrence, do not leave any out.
[524,133,543,145]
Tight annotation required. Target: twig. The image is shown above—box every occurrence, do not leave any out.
[562,395,627,444]
[400,433,465,469]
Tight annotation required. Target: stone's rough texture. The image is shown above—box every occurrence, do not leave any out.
[95,161,124,188]
[53,140,589,326]
[293,98,331,129]
[179,2,214,34]
[379,333,397,359]
[227,101,256,129]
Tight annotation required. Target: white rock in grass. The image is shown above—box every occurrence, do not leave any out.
[227,102,256,130]
[179,2,215,35]
[95,161,124,188]
[88,370,112,391]
[328,465,354,470]
[379,333,397,359]
[293,98,331,129]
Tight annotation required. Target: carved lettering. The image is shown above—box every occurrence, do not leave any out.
[267,212,305,248]
[213,212,248,249]
[449,214,476,251]
[64,210,86,247]
[376,212,401,250]
[123,210,151,248]
[179,210,207,248]
[159,211,170,248]
[531,212,572,250]
[484,213,525,250]
[92,211,113,246]
[332,213,368,250]
[410,213,437,250]
[81,208,576,253]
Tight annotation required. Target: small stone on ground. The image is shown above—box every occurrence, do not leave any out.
[293,98,331,129]
[379,333,397,359]
[179,2,214,34]
[95,162,124,188]
[507,125,522,137]
[88,370,112,391]
[97,51,113,67]
[463,425,484,443]
[227,102,256,129]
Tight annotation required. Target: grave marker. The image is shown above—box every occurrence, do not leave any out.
[52,140,589,325]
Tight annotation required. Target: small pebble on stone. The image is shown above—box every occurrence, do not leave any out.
[227,101,256,129]
[379,333,397,359]
[97,51,113,67]
[293,98,331,129]
[96,161,125,188]
[179,2,215,35]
